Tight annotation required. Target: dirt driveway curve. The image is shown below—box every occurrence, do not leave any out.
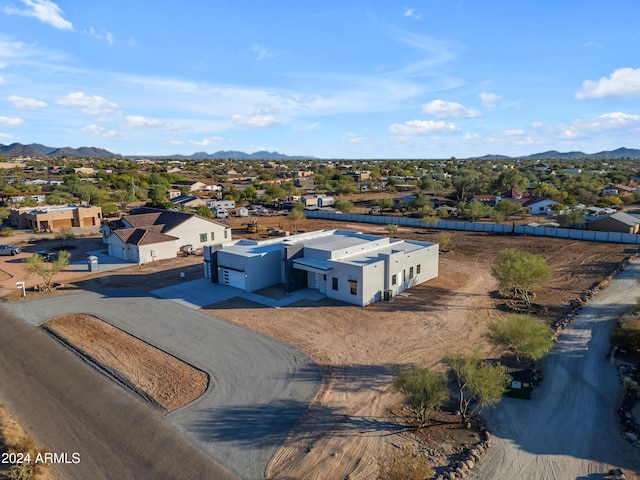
[3,290,321,480]
[471,260,640,480]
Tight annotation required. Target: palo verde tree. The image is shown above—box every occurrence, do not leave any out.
[486,314,554,364]
[288,209,305,234]
[393,366,449,427]
[492,248,553,309]
[445,350,509,424]
[23,250,71,291]
[54,227,75,248]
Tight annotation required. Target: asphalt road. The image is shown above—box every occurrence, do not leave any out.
[0,306,237,480]
[470,260,640,480]
[3,290,321,480]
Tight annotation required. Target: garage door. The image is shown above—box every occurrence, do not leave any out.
[221,268,246,290]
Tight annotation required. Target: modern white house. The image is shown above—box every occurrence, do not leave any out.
[204,229,438,306]
[102,208,231,264]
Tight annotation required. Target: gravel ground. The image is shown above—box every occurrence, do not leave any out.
[470,261,640,480]
[4,290,321,480]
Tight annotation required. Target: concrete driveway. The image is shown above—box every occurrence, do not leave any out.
[5,290,321,480]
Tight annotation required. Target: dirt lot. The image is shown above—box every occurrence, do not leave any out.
[206,217,636,479]
[3,218,637,479]
[44,314,208,412]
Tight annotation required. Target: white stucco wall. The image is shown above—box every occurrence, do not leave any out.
[168,217,230,248]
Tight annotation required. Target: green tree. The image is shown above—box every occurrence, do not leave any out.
[445,350,509,423]
[24,250,71,290]
[492,248,553,308]
[376,445,433,480]
[113,190,136,211]
[557,207,585,228]
[288,209,305,234]
[393,366,449,427]
[385,224,399,236]
[195,204,213,219]
[495,199,523,219]
[54,227,75,248]
[436,233,452,251]
[464,201,493,222]
[486,314,554,363]
[334,200,354,214]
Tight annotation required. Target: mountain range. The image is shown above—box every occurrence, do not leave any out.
[2,142,640,161]
[0,143,120,158]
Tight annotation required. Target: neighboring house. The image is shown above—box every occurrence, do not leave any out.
[600,184,637,196]
[501,189,523,200]
[301,195,319,207]
[102,208,231,263]
[203,182,224,192]
[10,205,103,231]
[2,193,47,204]
[73,167,95,175]
[171,180,206,192]
[170,195,206,208]
[294,177,316,190]
[586,212,640,234]
[520,196,560,215]
[471,195,498,206]
[204,229,438,307]
[167,189,182,200]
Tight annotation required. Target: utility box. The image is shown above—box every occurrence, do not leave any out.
[87,255,99,272]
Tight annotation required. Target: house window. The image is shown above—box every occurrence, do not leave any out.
[210,232,215,241]
[199,233,207,243]
[332,278,338,291]
[417,264,421,274]
[409,267,414,279]
[224,229,228,239]
[349,280,357,295]
[323,274,327,281]
[392,274,397,285]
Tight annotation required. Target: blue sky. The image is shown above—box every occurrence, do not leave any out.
[1,1,640,159]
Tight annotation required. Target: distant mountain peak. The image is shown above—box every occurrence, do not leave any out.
[0,142,119,158]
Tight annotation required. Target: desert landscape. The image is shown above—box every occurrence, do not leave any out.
[1,217,639,479]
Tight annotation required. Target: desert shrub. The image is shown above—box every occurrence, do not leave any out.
[0,226,13,237]
[610,318,640,352]
[377,445,433,480]
[6,464,32,480]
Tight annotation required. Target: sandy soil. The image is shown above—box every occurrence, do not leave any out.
[43,314,208,412]
[205,218,634,480]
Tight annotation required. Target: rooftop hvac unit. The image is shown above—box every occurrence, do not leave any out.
[383,289,393,302]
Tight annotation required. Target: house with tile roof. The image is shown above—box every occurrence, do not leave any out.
[102,208,231,263]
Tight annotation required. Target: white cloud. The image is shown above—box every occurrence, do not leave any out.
[169,140,184,145]
[0,116,24,126]
[251,44,273,62]
[85,27,115,44]
[232,114,280,127]
[188,136,224,146]
[7,95,47,109]
[389,119,458,135]
[57,92,118,115]
[422,100,481,119]
[576,68,640,99]
[404,8,421,20]
[504,129,525,136]
[4,0,72,30]
[83,124,120,138]
[480,92,501,108]
[0,75,5,85]
[345,133,367,144]
[125,115,181,131]
[0,133,15,139]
